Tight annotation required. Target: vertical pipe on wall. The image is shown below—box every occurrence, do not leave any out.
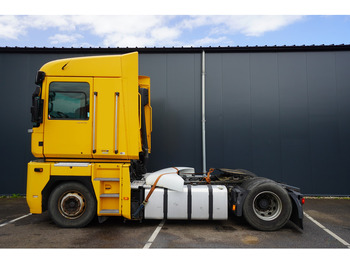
[201,51,207,173]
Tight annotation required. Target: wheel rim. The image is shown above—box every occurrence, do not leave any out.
[253,191,282,221]
[58,191,86,219]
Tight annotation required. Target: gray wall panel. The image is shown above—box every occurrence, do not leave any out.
[206,54,224,168]
[307,52,340,194]
[139,53,202,171]
[277,52,311,191]
[249,53,281,181]
[221,53,252,169]
[139,54,169,169]
[204,51,350,194]
[0,54,30,194]
[335,52,350,195]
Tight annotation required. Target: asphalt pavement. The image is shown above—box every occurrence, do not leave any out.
[0,197,349,248]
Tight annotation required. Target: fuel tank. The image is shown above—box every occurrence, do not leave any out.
[144,185,228,220]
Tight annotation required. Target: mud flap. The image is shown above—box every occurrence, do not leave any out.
[286,188,304,229]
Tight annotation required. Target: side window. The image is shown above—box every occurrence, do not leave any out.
[48,82,90,120]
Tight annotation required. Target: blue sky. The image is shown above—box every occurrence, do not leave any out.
[1,1,350,48]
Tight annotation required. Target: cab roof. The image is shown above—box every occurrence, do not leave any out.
[40,52,138,78]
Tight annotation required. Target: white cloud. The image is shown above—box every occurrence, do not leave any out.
[0,15,305,47]
[0,15,173,46]
[151,26,181,42]
[224,16,304,36]
[180,16,211,30]
[79,16,165,35]
[0,15,26,39]
[104,34,154,47]
[180,15,304,37]
[49,33,83,45]
[23,16,76,31]
[191,36,229,47]
[0,15,77,41]
[71,16,181,47]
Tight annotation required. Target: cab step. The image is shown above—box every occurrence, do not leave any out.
[100,193,119,198]
[100,209,119,214]
[94,178,120,182]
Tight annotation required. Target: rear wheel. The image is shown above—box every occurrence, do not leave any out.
[48,182,96,228]
[242,179,292,231]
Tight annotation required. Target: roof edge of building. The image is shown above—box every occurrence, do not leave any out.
[1,44,350,54]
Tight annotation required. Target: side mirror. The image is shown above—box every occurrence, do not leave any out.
[35,71,45,86]
[31,86,43,127]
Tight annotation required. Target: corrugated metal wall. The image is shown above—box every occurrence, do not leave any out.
[204,51,350,195]
[0,47,349,195]
[139,53,202,172]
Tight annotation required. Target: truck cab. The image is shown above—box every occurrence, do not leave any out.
[30,52,151,160]
[27,52,152,226]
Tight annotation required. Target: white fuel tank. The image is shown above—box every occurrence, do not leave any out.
[144,185,228,220]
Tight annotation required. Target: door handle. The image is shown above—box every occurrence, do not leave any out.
[115,92,119,154]
[93,92,97,154]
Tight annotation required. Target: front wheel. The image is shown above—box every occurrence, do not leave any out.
[242,180,292,231]
[48,182,96,228]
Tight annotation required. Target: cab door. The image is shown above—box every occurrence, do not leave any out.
[92,77,126,159]
[43,77,93,158]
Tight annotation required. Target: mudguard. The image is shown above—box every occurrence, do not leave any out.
[284,186,304,229]
[229,186,248,217]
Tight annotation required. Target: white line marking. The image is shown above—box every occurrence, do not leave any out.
[0,213,32,228]
[143,219,166,249]
[304,212,350,248]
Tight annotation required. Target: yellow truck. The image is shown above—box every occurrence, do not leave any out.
[27,52,304,231]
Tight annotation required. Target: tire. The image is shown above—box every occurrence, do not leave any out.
[242,179,292,231]
[48,182,96,228]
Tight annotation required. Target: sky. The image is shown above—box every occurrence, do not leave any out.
[1,1,350,48]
